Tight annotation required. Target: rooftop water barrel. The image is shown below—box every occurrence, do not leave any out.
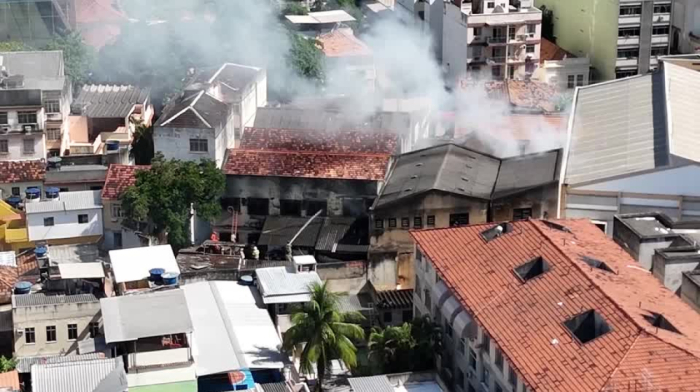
[14,281,32,295]
[105,140,120,152]
[5,196,21,208]
[47,157,62,171]
[161,272,179,286]
[25,187,40,203]
[35,246,48,259]
[45,187,60,201]
[148,268,165,283]
[239,275,254,286]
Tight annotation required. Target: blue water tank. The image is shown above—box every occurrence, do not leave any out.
[25,187,40,200]
[148,268,165,282]
[239,275,254,286]
[161,272,179,286]
[5,196,21,208]
[106,140,120,152]
[45,187,60,200]
[35,246,48,259]
[14,281,32,295]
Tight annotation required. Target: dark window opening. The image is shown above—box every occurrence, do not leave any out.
[89,322,100,338]
[618,27,640,37]
[449,213,469,227]
[280,199,302,216]
[643,312,680,334]
[617,48,639,58]
[616,69,637,79]
[564,310,612,344]
[342,199,365,216]
[221,197,241,212]
[375,218,384,229]
[247,198,269,216]
[389,218,397,228]
[401,217,410,228]
[305,200,327,216]
[514,256,551,282]
[513,208,532,221]
[25,328,35,344]
[11,187,19,196]
[654,4,671,13]
[43,217,54,227]
[383,312,393,323]
[414,217,422,228]
[652,25,669,36]
[113,232,123,248]
[46,325,57,342]
[427,215,435,227]
[68,324,78,340]
[481,222,513,242]
[651,46,668,56]
[402,310,412,322]
[78,214,88,224]
[620,5,641,15]
[581,256,615,273]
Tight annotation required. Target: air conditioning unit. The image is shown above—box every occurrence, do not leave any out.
[23,124,37,133]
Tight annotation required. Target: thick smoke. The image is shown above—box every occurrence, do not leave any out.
[95,0,566,156]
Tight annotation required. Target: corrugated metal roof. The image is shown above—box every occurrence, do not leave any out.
[109,245,179,283]
[315,217,356,252]
[156,90,229,129]
[183,281,285,376]
[0,252,16,268]
[48,244,101,264]
[348,375,394,392]
[255,266,322,304]
[258,216,324,248]
[665,62,700,163]
[492,149,560,198]
[12,293,98,308]
[31,357,126,392]
[375,289,414,309]
[260,382,289,392]
[100,289,193,343]
[0,51,65,90]
[16,353,105,373]
[564,73,669,185]
[337,294,371,313]
[24,190,103,214]
[58,263,105,279]
[74,84,149,118]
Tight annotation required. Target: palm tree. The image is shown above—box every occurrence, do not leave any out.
[368,323,415,373]
[283,282,365,391]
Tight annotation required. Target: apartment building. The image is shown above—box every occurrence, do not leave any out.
[411,219,700,392]
[25,189,103,245]
[443,0,543,83]
[671,0,700,54]
[537,0,672,80]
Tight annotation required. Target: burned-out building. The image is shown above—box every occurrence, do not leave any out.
[370,143,561,288]
[221,127,397,251]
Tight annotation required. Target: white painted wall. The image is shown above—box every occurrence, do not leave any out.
[153,127,217,164]
[577,165,700,197]
[27,207,103,241]
[0,181,42,200]
[534,58,591,89]
[0,134,46,161]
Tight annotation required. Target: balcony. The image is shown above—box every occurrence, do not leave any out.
[653,14,670,23]
[616,57,639,67]
[0,123,43,135]
[487,36,507,45]
[651,35,669,45]
[45,112,62,122]
[488,56,506,64]
[507,56,525,64]
[618,15,641,26]
[618,36,640,46]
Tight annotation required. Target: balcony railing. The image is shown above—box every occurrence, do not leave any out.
[487,36,507,44]
[0,123,42,135]
[45,112,62,121]
[488,56,506,63]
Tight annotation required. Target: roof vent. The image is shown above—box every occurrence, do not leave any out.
[514,256,551,282]
[410,175,418,179]
[580,256,615,273]
[564,310,612,344]
[461,177,469,182]
[542,220,571,233]
[481,223,513,242]
[416,163,423,167]
[404,188,412,192]
[643,312,680,334]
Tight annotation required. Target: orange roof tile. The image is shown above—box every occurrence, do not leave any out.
[0,160,45,184]
[101,164,150,200]
[410,219,700,392]
[540,38,574,63]
[0,253,39,304]
[317,28,372,58]
[241,127,397,155]
[0,370,19,390]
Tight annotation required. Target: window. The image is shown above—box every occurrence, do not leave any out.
[111,204,123,219]
[25,328,35,344]
[449,213,469,227]
[305,200,327,216]
[482,366,491,386]
[23,138,34,154]
[46,325,57,342]
[494,347,504,371]
[89,322,100,338]
[526,44,535,53]
[469,348,477,370]
[113,232,123,248]
[508,367,517,387]
[567,75,575,89]
[643,312,680,333]
[527,23,536,35]
[402,310,412,323]
[471,45,483,59]
[445,318,453,338]
[577,74,585,86]
[491,65,502,79]
[473,27,482,37]
[456,368,465,389]
[11,187,19,196]
[427,215,435,227]
[18,111,37,124]
[617,48,639,58]
[247,198,269,215]
[68,324,78,340]
[482,333,491,355]
[375,218,384,229]
[424,289,431,309]
[654,4,671,13]
[513,208,532,221]
[616,69,637,79]
[619,5,641,15]
[414,217,422,228]
[0,140,7,154]
[78,214,89,224]
[487,1,495,8]
[46,127,61,141]
[0,112,7,124]
[591,220,607,233]
[280,199,302,216]
[189,138,208,152]
[652,25,669,35]
[45,100,60,113]
[459,338,466,355]
[43,217,54,227]
[401,217,410,228]
[651,46,668,56]
[618,27,640,37]
[342,199,365,216]
[564,309,612,344]
[508,26,516,40]
[383,312,393,323]
[514,256,551,282]
[389,218,397,228]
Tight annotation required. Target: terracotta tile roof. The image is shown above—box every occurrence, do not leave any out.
[506,80,559,113]
[317,28,372,57]
[411,219,700,392]
[101,164,150,200]
[75,0,126,49]
[0,252,39,304]
[0,370,19,390]
[241,127,397,155]
[0,160,45,183]
[540,38,574,63]
[223,149,390,181]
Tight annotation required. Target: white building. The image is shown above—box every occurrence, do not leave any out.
[154,63,267,167]
[25,189,103,243]
[671,0,700,54]
[443,0,542,84]
[108,245,180,293]
[532,38,590,90]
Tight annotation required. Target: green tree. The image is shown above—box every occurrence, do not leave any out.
[287,34,325,83]
[0,42,31,52]
[0,356,16,372]
[411,315,442,371]
[120,154,225,251]
[283,282,365,391]
[43,32,94,88]
[130,121,154,165]
[368,323,415,373]
[283,3,309,15]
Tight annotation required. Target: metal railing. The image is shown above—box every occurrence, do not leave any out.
[487,36,507,44]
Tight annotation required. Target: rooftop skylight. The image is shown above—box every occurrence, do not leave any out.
[480,223,513,242]
[643,312,681,334]
[514,256,551,282]
[564,310,612,344]
[580,256,615,273]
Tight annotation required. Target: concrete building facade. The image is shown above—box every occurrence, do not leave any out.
[25,190,103,243]
[671,0,700,54]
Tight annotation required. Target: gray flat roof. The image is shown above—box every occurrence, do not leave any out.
[12,293,98,308]
[348,375,394,392]
[256,266,322,304]
[0,50,65,90]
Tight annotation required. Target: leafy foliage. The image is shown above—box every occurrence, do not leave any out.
[0,42,31,52]
[42,32,94,88]
[130,121,155,165]
[283,3,309,15]
[283,282,365,391]
[287,34,325,83]
[120,154,225,251]
[0,356,16,372]
[367,316,442,374]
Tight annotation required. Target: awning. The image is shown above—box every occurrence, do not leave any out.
[453,311,473,339]
[440,296,462,322]
[431,280,449,307]
[58,263,105,279]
